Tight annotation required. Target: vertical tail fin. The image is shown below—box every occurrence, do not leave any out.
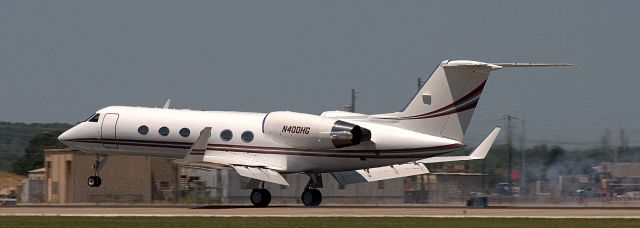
[380,60,502,141]
[376,60,572,141]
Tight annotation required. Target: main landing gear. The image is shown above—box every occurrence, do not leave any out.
[301,173,323,206]
[88,154,107,188]
[250,181,271,207]
[250,189,271,207]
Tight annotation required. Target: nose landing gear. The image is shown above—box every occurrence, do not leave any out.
[88,176,101,187]
[88,154,107,187]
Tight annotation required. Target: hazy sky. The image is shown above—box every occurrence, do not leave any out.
[1,1,639,148]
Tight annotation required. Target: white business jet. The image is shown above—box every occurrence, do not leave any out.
[58,60,569,207]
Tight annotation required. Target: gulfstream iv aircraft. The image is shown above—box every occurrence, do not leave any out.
[58,60,569,207]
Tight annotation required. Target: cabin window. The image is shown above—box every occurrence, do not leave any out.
[88,114,100,122]
[138,125,149,135]
[159,127,170,136]
[179,128,190,137]
[220,129,233,141]
[241,131,254,143]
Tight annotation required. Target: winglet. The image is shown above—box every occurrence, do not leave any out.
[183,127,212,160]
[417,127,501,164]
[163,99,171,109]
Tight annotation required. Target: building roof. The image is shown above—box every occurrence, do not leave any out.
[29,168,45,173]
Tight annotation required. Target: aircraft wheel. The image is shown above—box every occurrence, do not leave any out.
[250,189,271,207]
[88,176,95,187]
[301,189,322,206]
[88,176,99,187]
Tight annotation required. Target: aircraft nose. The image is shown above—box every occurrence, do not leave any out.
[58,129,72,142]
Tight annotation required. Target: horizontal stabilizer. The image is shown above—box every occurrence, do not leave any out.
[331,163,429,185]
[231,165,289,186]
[493,63,574,67]
[418,127,501,163]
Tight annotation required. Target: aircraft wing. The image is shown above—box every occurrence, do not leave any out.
[174,127,289,186]
[332,163,429,185]
[185,155,290,186]
[231,165,289,186]
[331,127,500,185]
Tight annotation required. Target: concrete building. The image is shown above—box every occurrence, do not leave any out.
[167,167,405,204]
[404,173,485,203]
[20,168,45,203]
[216,171,404,204]
[44,149,178,203]
[43,148,490,205]
[43,148,405,204]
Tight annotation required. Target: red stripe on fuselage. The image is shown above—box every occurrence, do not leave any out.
[67,138,463,158]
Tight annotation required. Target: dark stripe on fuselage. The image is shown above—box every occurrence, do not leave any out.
[66,138,463,158]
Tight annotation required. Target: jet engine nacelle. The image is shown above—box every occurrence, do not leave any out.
[262,111,371,149]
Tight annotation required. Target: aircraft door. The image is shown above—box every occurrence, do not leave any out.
[101,113,119,149]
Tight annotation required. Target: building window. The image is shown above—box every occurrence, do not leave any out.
[159,181,170,191]
[66,161,72,178]
[46,161,51,180]
[159,127,170,136]
[378,181,385,190]
[179,128,190,137]
[51,181,59,194]
[220,129,233,141]
[241,131,254,143]
[138,125,149,135]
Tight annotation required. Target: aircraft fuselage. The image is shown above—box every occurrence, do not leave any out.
[59,106,464,173]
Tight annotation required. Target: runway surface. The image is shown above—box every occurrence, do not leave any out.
[2,205,640,218]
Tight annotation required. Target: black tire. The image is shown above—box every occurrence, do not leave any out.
[310,189,322,206]
[301,189,319,206]
[250,189,271,207]
[88,176,97,187]
[260,189,271,206]
[95,176,102,187]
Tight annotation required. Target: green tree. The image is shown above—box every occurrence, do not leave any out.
[11,131,67,175]
[0,122,73,170]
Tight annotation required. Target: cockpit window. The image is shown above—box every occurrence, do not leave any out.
[88,114,100,122]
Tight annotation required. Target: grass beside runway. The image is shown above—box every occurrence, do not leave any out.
[1,217,640,228]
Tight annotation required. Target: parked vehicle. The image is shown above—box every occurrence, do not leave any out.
[494,183,520,195]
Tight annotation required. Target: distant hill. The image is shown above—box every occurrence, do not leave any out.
[0,122,73,171]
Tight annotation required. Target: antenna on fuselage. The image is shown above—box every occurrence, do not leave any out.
[163,99,171,109]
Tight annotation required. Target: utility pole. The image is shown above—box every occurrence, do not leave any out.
[501,114,520,195]
[344,89,359,112]
[617,128,628,163]
[520,118,526,195]
[351,89,356,112]
[506,115,513,195]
